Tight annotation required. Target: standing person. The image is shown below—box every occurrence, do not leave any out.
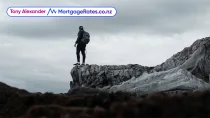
[74,26,89,66]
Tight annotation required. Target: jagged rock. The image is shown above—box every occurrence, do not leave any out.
[69,37,210,95]
[108,68,210,95]
[70,64,153,89]
[155,37,210,82]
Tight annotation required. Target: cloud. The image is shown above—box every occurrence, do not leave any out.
[1,0,210,39]
[0,36,73,93]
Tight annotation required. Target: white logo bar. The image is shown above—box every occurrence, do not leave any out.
[7,6,117,17]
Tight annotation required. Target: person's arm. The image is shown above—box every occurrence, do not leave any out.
[75,31,83,44]
[74,31,80,47]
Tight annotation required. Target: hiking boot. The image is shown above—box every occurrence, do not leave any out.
[73,62,80,66]
[81,63,85,66]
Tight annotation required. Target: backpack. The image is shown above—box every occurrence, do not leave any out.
[81,31,90,44]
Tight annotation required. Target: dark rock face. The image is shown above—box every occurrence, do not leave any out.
[70,37,210,91]
[70,64,154,89]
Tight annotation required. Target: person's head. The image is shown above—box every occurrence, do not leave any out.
[79,26,84,30]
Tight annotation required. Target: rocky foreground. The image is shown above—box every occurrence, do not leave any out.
[0,36,210,118]
[1,82,210,118]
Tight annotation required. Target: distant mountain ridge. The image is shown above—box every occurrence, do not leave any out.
[0,82,29,95]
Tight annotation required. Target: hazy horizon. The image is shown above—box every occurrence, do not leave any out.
[0,0,210,93]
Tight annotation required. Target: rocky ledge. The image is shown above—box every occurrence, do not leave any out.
[70,37,210,95]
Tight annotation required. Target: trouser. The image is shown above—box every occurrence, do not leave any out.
[76,45,86,63]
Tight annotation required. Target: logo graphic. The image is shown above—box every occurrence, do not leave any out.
[7,6,117,17]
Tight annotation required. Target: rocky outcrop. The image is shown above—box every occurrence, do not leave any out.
[108,68,210,95]
[154,37,210,82]
[70,64,154,88]
[70,37,210,94]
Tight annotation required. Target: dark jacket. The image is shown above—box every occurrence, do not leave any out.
[75,30,86,46]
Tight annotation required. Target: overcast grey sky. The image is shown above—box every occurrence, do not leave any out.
[0,0,210,93]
